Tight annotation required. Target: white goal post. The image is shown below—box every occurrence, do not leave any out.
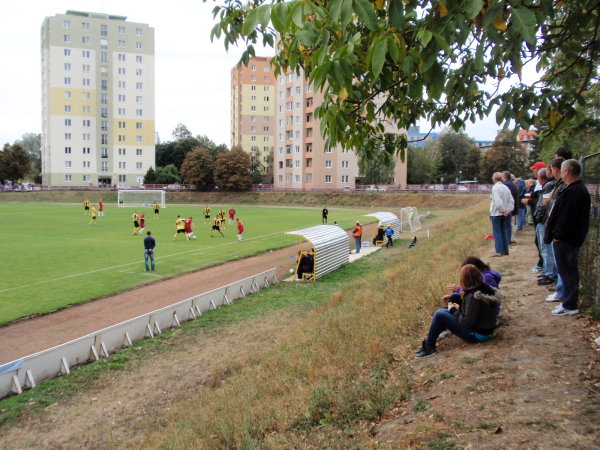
[117,190,166,208]
[400,207,421,232]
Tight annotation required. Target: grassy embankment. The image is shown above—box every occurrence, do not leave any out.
[144,202,492,448]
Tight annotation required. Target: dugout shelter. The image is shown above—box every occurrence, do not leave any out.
[284,225,349,281]
[364,212,401,244]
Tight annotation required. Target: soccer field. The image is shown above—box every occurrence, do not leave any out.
[0,202,372,325]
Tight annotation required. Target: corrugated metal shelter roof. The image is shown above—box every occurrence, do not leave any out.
[364,212,401,241]
[284,225,349,279]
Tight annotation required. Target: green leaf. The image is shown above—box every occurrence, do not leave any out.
[465,0,483,19]
[340,0,353,26]
[387,36,400,62]
[418,29,432,47]
[329,0,344,21]
[482,2,503,27]
[432,32,451,55]
[371,38,388,77]
[271,2,288,32]
[389,0,404,30]
[354,0,379,31]
[241,8,260,36]
[257,5,271,29]
[510,7,537,46]
[331,61,345,87]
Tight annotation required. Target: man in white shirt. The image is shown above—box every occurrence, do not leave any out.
[490,172,514,257]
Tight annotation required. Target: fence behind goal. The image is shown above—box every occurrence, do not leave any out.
[118,190,166,208]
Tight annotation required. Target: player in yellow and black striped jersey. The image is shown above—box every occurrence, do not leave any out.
[204,206,211,223]
[210,217,224,237]
[83,199,91,215]
[132,211,141,235]
[153,201,160,219]
[173,215,187,240]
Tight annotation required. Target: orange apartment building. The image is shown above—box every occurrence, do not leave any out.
[517,129,538,153]
[230,56,275,170]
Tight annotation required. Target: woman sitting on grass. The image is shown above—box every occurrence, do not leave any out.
[416,264,503,358]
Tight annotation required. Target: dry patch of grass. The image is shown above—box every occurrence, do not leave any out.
[147,204,491,448]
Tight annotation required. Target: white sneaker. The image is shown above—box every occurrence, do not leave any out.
[551,305,579,316]
[545,293,562,302]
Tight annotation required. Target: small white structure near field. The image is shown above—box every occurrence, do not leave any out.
[400,207,422,232]
[284,225,349,280]
[364,212,401,244]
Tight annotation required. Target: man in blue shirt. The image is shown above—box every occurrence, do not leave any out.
[144,231,156,271]
[385,225,394,248]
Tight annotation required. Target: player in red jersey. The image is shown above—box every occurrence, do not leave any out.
[228,207,236,225]
[236,218,244,241]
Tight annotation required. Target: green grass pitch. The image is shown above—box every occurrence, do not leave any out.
[0,202,372,325]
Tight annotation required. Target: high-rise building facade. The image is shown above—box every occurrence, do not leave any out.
[41,10,155,186]
[230,56,275,170]
[273,71,407,190]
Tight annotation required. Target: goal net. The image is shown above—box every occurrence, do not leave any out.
[117,190,166,208]
[400,207,421,232]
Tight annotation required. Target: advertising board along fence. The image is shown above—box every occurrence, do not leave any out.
[0,268,277,399]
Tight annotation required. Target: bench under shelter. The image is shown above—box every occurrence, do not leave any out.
[364,212,401,246]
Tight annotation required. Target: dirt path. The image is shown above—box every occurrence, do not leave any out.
[375,227,600,448]
[0,223,376,365]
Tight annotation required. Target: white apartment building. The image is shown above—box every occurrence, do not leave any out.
[41,10,155,186]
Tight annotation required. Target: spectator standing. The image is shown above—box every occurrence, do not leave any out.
[236,218,244,241]
[144,231,156,271]
[544,159,591,315]
[489,173,514,257]
[515,177,526,231]
[501,171,519,243]
[322,206,329,224]
[352,221,363,253]
[532,169,556,285]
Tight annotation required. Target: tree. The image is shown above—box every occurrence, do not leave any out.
[211,0,599,162]
[436,131,480,182]
[481,131,529,182]
[14,133,41,183]
[0,143,31,184]
[154,164,180,184]
[213,146,253,190]
[143,166,157,184]
[172,123,192,140]
[358,147,395,184]
[180,147,216,187]
[407,143,439,184]
[156,136,202,171]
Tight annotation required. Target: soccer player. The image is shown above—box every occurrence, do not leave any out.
[83,199,91,215]
[139,213,146,233]
[210,216,224,237]
[89,205,97,225]
[173,215,186,240]
[132,211,141,235]
[236,218,244,241]
[185,216,196,240]
[98,199,105,217]
[203,206,211,223]
[228,207,236,225]
[153,200,160,219]
[322,206,329,224]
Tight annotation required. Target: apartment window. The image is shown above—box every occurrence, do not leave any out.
[305,173,312,183]
[118,26,126,34]
[136,55,143,63]
[295,101,301,109]
[306,129,313,137]
[64,49,71,56]
[101,94,108,105]
[118,148,126,156]
[118,81,126,88]
[306,143,313,152]
[101,134,108,144]
[83,133,91,141]
[64,105,71,113]
[295,116,300,124]
[119,162,127,169]
[341,160,349,168]
[251,65,256,71]
[264,96,270,102]
[136,162,143,169]
[64,63,71,71]
[136,109,143,117]
[136,42,142,49]
[325,146,332,153]
[263,126,269,132]
[65,175,72,182]
[118,121,126,129]
[286,145,292,154]
[251,75,256,81]
[264,86,269,91]
[306,113,313,123]
[64,133,71,140]
[82,22,90,30]
[136,148,143,156]
[100,39,108,49]
[64,77,71,85]
[136,136,142,143]
[136,28,142,36]
[82,36,90,44]
[118,108,126,115]
[294,174,300,182]
[251,95,256,101]
[251,136,257,142]
[118,135,126,142]
[306,83,313,92]
[63,20,70,28]
[118,175,126,182]
[101,161,108,172]
[101,148,108,158]
[251,126,256,132]
[82,64,90,72]
[82,106,91,113]
[264,106,269,111]
[63,35,71,43]
[64,91,71,99]
[83,147,90,154]
[264,116,269,122]
[64,119,71,126]
[287,73,294,82]
[136,82,143,89]
[100,52,108,63]
[101,120,108,131]
[136,122,142,129]
[251,85,256,91]
[136,69,143,76]
[278,175,283,182]
[118,94,126,102]
[325,160,333,169]
[294,160,300,168]
[263,66,270,72]
[295,131,300,138]
[118,40,126,48]
[306,98,313,107]
[285,174,292,182]
[263,146,269,152]
[82,50,90,58]
[101,80,108,91]
[136,96,143,103]
[64,147,71,154]
[118,53,126,62]
[65,160,72,168]
[286,87,291,96]
[278,147,283,155]
[83,161,90,168]
[278,161,284,169]
[82,78,90,86]
[251,115,256,122]
[325,175,332,183]
[341,175,349,183]
[82,119,91,127]
[83,175,91,182]
[251,106,256,111]
[118,67,126,75]
[306,158,312,168]
[100,24,108,36]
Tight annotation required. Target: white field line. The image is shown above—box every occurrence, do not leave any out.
[0,213,365,295]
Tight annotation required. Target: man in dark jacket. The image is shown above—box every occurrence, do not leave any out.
[544,159,591,315]
[502,171,519,244]
[143,231,156,271]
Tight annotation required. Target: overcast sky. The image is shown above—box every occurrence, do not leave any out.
[0,1,533,148]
